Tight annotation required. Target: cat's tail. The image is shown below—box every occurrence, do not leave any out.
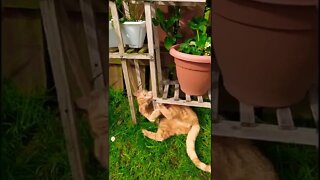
[186,124,211,173]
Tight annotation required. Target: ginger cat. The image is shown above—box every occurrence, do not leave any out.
[134,89,211,173]
[213,136,278,180]
[76,88,108,169]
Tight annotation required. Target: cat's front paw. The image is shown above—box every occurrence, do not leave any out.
[142,129,148,136]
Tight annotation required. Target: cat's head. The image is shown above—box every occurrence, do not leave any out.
[133,89,153,105]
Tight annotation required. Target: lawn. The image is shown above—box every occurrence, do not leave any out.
[1,82,107,180]
[1,82,318,179]
[108,88,212,179]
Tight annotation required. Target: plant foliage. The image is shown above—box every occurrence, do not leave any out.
[152,7,182,50]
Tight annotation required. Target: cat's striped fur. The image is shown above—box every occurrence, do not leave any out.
[134,89,211,173]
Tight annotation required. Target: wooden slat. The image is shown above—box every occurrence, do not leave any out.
[109,2,125,54]
[174,84,179,101]
[162,84,169,99]
[197,96,203,103]
[169,80,179,85]
[213,118,318,146]
[240,102,256,127]
[79,0,105,89]
[186,95,191,102]
[145,2,157,98]
[155,97,211,108]
[309,85,319,126]
[122,1,131,19]
[55,0,91,96]
[208,89,211,101]
[109,53,152,59]
[134,60,142,90]
[276,108,295,130]
[121,59,137,124]
[40,0,86,179]
[151,4,163,93]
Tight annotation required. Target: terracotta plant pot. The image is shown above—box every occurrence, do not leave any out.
[169,44,211,96]
[212,0,318,107]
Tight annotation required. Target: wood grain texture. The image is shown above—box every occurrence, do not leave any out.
[40,0,86,179]
[213,118,318,146]
[79,0,105,89]
[240,103,256,127]
[276,108,295,130]
[121,59,137,124]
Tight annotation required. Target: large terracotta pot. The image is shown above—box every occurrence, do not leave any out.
[169,44,211,96]
[212,0,318,107]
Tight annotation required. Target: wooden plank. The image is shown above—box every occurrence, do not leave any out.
[121,59,137,124]
[276,108,295,130]
[55,0,91,96]
[197,96,203,103]
[213,119,318,146]
[109,2,125,54]
[2,0,107,12]
[109,53,152,60]
[208,89,211,101]
[109,64,124,90]
[162,84,169,99]
[309,85,319,126]
[145,2,157,98]
[134,60,142,90]
[122,1,131,19]
[151,4,163,93]
[155,97,211,108]
[40,0,86,179]
[162,80,170,99]
[169,80,179,85]
[186,95,191,102]
[239,102,256,127]
[174,84,179,101]
[79,0,105,89]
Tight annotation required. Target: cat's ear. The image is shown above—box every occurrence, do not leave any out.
[75,95,90,110]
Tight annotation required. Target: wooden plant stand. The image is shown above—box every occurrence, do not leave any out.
[109,0,210,124]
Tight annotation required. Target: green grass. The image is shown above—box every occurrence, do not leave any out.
[1,82,318,180]
[1,82,106,179]
[109,88,212,179]
[256,142,318,180]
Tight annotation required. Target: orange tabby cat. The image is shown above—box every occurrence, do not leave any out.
[76,88,108,169]
[213,136,278,180]
[134,89,211,173]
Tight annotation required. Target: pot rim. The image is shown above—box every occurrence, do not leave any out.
[169,44,211,64]
[122,21,146,25]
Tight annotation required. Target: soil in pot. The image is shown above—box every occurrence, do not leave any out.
[212,0,318,107]
[169,45,211,96]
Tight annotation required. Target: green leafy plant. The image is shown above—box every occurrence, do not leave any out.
[178,7,211,56]
[152,7,183,50]
[117,0,145,23]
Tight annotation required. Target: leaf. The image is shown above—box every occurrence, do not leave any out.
[164,37,176,50]
[175,33,183,39]
[152,18,159,26]
[155,8,165,23]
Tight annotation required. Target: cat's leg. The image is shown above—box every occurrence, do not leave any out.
[142,129,171,142]
[157,104,174,120]
[147,108,161,122]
